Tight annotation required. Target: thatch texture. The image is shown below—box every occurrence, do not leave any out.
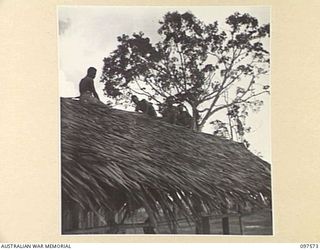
[61,98,271,223]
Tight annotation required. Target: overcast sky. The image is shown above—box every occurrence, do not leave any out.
[58,6,271,162]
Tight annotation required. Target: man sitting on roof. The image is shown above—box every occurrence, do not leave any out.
[176,104,192,128]
[161,96,179,124]
[79,67,107,107]
[131,95,157,117]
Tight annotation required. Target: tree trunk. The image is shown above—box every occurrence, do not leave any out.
[191,106,201,132]
[228,114,234,140]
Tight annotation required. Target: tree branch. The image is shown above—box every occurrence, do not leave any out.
[210,90,269,115]
[242,90,270,102]
[135,79,166,98]
[175,42,188,91]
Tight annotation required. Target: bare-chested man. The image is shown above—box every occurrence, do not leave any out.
[79,67,99,99]
[79,67,107,107]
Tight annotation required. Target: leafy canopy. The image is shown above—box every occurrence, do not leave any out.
[101,11,270,132]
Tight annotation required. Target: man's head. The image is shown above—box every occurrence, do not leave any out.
[178,104,184,112]
[131,95,139,104]
[87,67,97,79]
[166,96,174,106]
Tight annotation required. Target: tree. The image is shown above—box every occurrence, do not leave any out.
[101,11,270,132]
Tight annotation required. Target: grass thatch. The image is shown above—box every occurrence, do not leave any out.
[61,97,271,225]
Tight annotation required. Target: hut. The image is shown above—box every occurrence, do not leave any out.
[61,98,272,234]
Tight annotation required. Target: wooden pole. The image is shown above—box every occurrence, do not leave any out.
[221,207,230,235]
[201,216,210,234]
[238,215,243,235]
[78,207,87,229]
[69,202,80,230]
[171,205,178,234]
[143,218,156,234]
[105,211,118,233]
[195,218,201,234]
[140,184,158,233]
[194,199,204,234]
[195,216,210,234]
[222,216,230,234]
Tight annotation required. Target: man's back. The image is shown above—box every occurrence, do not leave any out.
[177,110,192,128]
[136,99,157,117]
[79,76,100,100]
[79,76,94,94]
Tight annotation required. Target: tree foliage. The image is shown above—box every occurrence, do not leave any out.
[101,11,270,132]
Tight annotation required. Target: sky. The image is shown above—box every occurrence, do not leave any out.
[58,6,271,162]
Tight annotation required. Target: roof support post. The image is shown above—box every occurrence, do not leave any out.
[221,207,230,235]
[222,216,230,234]
[139,184,158,234]
[195,215,210,234]
[70,202,81,231]
[201,216,210,234]
[143,218,156,234]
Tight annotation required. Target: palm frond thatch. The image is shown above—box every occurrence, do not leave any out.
[61,98,271,221]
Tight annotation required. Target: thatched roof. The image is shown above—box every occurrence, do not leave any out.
[61,98,271,221]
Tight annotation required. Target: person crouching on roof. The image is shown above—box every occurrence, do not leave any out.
[177,104,192,128]
[161,96,179,125]
[131,95,157,117]
[79,67,106,107]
